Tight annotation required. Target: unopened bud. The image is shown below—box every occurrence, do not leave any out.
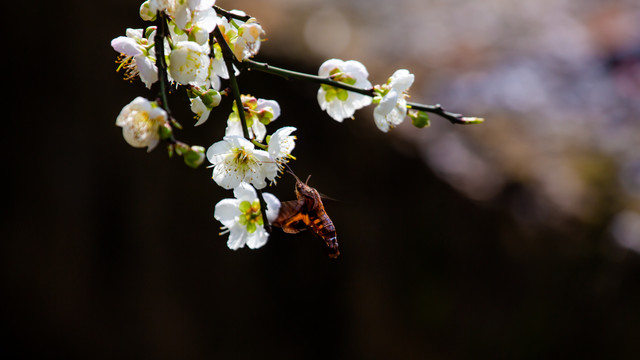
[409,109,430,128]
[184,146,205,168]
[202,89,221,109]
[158,122,173,140]
[461,116,485,124]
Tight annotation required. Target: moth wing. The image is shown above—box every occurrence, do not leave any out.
[273,200,309,234]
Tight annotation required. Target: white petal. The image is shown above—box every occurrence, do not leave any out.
[191,97,211,126]
[134,55,158,89]
[245,229,269,249]
[390,69,414,93]
[189,0,216,12]
[262,192,281,223]
[233,182,258,202]
[125,28,144,39]
[251,122,267,142]
[206,139,232,164]
[226,223,247,250]
[342,60,369,81]
[377,89,398,115]
[317,88,329,110]
[224,135,254,150]
[212,163,243,190]
[214,198,240,224]
[318,58,345,77]
[268,127,296,160]
[224,120,244,138]
[111,36,143,56]
[326,100,352,121]
[348,92,373,109]
[256,99,281,120]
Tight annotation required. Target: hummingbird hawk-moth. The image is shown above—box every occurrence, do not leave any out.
[272,172,340,258]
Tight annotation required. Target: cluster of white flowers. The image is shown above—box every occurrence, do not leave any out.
[317,59,416,133]
[111,1,478,255]
[113,0,297,251]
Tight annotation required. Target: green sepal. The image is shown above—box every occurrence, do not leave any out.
[258,109,274,125]
[158,123,173,140]
[144,26,156,39]
[202,89,221,109]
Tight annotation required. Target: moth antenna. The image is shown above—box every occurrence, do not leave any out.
[305,174,312,184]
[283,162,301,182]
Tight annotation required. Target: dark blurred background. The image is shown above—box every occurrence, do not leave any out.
[4,0,640,358]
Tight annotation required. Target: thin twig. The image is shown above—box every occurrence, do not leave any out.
[212,27,251,139]
[213,5,252,22]
[154,11,181,142]
[242,58,482,125]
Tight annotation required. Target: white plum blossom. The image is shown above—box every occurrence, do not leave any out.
[206,136,278,190]
[169,40,211,86]
[373,69,415,132]
[116,97,168,152]
[187,7,218,45]
[233,19,264,60]
[225,95,281,142]
[174,0,216,31]
[317,59,372,122]
[214,182,280,250]
[268,126,296,170]
[111,28,158,89]
[217,14,265,60]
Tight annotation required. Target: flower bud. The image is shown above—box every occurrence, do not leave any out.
[461,117,485,124]
[201,89,222,109]
[139,1,156,21]
[409,109,430,128]
[158,122,173,140]
[184,146,206,168]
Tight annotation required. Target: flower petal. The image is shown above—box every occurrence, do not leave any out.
[111,36,143,56]
[233,182,258,202]
[262,192,281,223]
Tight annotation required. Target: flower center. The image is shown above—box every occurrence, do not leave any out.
[231,147,256,170]
[238,200,263,233]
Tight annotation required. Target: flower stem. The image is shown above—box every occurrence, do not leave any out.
[243,59,374,97]
[255,189,272,234]
[212,27,251,139]
[154,11,181,142]
[406,103,482,125]
[213,5,251,22]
